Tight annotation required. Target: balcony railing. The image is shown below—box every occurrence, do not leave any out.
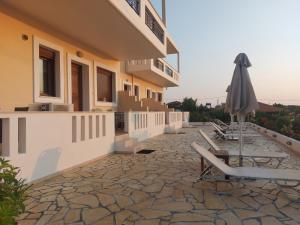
[165,66,174,77]
[154,59,164,72]
[145,7,164,44]
[126,0,140,15]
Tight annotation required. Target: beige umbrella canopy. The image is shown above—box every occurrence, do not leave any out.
[228,53,259,115]
[227,53,259,166]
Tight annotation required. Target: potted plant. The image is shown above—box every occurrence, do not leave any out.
[0,158,29,225]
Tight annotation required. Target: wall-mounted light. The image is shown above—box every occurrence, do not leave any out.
[76,51,84,58]
[22,34,29,41]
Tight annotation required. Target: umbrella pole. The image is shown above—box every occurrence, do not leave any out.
[239,120,243,166]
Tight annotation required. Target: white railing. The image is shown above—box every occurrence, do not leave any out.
[124,111,165,141]
[166,111,183,130]
[246,122,300,155]
[127,58,180,82]
[0,112,115,182]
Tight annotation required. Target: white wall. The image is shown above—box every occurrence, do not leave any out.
[166,111,183,130]
[1,112,115,182]
[125,111,166,141]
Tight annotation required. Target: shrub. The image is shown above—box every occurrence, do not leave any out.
[292,116,300,133]
[0,158,29,225]
[275,116,291,132]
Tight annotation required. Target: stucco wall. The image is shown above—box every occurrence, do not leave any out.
[0,12,164,112]
[1,112,115,182]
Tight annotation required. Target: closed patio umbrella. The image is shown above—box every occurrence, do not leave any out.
[227,53,259,166]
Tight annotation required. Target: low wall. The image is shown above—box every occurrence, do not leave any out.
[0,112,115,182]
[125,111,165,141]
[166,111,183,130]
[182,112,190,126]
[247,122,300,155]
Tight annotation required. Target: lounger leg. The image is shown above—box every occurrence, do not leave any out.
[199,165,212,179]
[201,157,204,172]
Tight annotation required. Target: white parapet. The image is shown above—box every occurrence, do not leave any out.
[0,112,115,182]
[165,111,183,132]
[124,111,166,141]
[182,111,190,127]
[246,122,300,155]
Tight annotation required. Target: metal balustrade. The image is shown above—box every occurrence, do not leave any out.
[126,0,140,15]
[145,7,164,43]
[154,59,164,71]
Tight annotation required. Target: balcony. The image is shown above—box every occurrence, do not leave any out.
[126,58,180,87]
[0,0,176,60]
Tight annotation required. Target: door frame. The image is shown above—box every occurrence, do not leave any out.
[67,53,92,111]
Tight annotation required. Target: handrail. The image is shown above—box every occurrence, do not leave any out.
[145,7,164,43]
[153,59,164,72]
[126,0,140,15]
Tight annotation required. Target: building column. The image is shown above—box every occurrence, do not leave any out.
[177,52,180,73]
[162,0,167,26]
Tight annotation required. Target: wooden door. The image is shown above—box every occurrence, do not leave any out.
[72,62,83,111]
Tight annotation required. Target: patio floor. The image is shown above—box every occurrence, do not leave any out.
[18,126,300,225]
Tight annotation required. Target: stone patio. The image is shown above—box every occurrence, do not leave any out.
[17,126,300,225]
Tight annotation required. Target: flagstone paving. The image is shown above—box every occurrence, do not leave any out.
[17,126,300,225]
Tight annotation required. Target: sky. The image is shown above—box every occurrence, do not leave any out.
[152,0,300,106]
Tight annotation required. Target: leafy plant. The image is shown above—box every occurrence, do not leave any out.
[0,158,29,225]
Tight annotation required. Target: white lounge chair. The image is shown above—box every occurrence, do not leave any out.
[211,122,260,141]
[215,119,249,131]
[199,129,288,168]
[191,142,300,184]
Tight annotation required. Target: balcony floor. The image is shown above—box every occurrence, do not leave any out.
[17,126,300,225]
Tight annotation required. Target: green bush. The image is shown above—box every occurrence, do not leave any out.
[275,116,291,132]
[190,111,209,122]
[0,158,29,225]
[292,116,300,133]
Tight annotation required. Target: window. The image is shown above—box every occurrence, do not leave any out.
[39,47,57,97]
[157,93,163,102]
[146,89,151,98]
[97,67,113,102]
[124,83,132,93]
[134,85,139,99]
[152,92,156,100]
[34,37,64,103]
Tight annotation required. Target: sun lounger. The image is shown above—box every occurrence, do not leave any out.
[191,142,300,183]
[215,119,249,131]
[198,129,288,168]
[211,123,260,141]
[215,119,229,128]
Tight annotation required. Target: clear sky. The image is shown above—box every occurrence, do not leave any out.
[153,0,300,106]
